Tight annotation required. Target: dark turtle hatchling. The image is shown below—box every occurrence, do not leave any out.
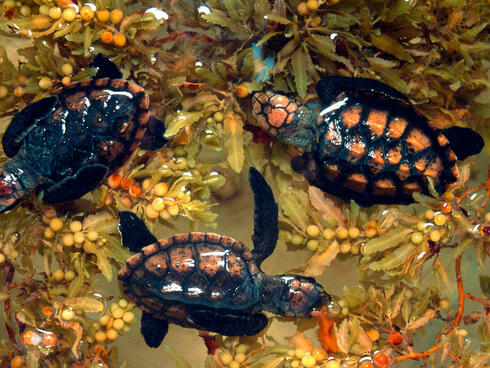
[0,54,167,212]
[118,168,330,348]
[252,76,484,206]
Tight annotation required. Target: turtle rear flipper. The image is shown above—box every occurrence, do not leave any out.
[42,163,108,203]
[441,126,484,161]
[189,307,268,336]
[90,53,123,80]
[141,312,169,348]
[249,168,278,268]
[316,76,409,105]
[118,211,158,252]
[2,96,58,158]
[139,115,168,150]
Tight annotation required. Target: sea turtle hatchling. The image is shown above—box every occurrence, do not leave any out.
[0,54,167,213]
[251,76,484,206]
[118,168,330,348]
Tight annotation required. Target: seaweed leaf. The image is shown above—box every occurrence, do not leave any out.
[363,228,413,255]
[223,113,245,173]
[369,243,417,271]
[164,111,203,138]
[278,191,309,229]
[290,47,311,99]
[304,241,339,277]
[370,33,414,63]
[164,345,191,368]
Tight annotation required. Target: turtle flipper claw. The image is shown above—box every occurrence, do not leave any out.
[141,312,169,348]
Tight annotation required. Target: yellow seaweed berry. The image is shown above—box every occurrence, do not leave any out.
[95,331,106,342]
[439,298,450,309]
[101,31,113,44]
[234,352,246,363]
[113,319,124,330]
[424,209,435,221]
[64,270,76,281]
[39,77,53,90]
[110,9,123,23]
[0,85,8,99]
[39,4,49,15]
[152,198,165,212]
[122,311,135,323]
[118,299,128,308]
[73,231,84,244]
[429,229,441,242]
[86,230,99,242]
[69,221,82,233]
[306,225,320,238]
[410,232,424,245]
[62,7,77,22]
[235,83,250,98]
[348,227,360,239]
[62,233,74,247]
[106,328,118,340]
[290,234,303,246]
[145,204,160,219]
[306,239,319,251]
[44,227,55,239]
[322,228,335,240]
[52,269,64,282]
[49,218,64,232]
[112,307,124,319]
[306,0,319,11]
[434,214,447,226]
[48,6,61,19]
[0,254,5,264]
[325,360,340,368]
[297,2,309,15]
[62,77,71,86]
[312,348,326,362]
[219,352,233,365]
[97,9,110,22]
[336,227,348,240]
[61,309,74,321]
[301,355,316,368]
[235,344,248,354]
[229,362,240,368]
[113,33,127,47]
[61,63,73,76]
[154,182,169,196]
[80,5,94,21]
[11,356,25,368]
[167,205,179,217]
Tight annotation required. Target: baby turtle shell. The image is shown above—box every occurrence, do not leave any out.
[117,169,330,347]
[119,232,260,324]
[0,54,167,212]
[252,76,484,206]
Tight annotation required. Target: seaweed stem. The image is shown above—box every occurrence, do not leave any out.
[457,166,490,208]
[2,261,18,352]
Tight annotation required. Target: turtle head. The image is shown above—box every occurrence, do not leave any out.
[251,91,318,150]
[262,274,330,317]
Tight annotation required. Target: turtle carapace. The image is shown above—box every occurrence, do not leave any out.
[251,76,484,206]
[0,54,167,213]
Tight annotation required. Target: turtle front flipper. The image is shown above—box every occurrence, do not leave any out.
[189,306,268,336]
[41,164,108,203]
[249,168,278,268]
[90,53,123,80]
[118,211,158,252]
[2,96,58,158]
[141,312,169,348]
[316,76,409,105]
[139,115,168,150]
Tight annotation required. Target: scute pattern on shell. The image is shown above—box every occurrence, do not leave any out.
[310,91,459,203]
[21,78,149,184]
[118,232,260,325]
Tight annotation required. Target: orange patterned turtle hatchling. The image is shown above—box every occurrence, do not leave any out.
[252,76,484,206]
[0,54,167,213]
[117,168,330,348]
